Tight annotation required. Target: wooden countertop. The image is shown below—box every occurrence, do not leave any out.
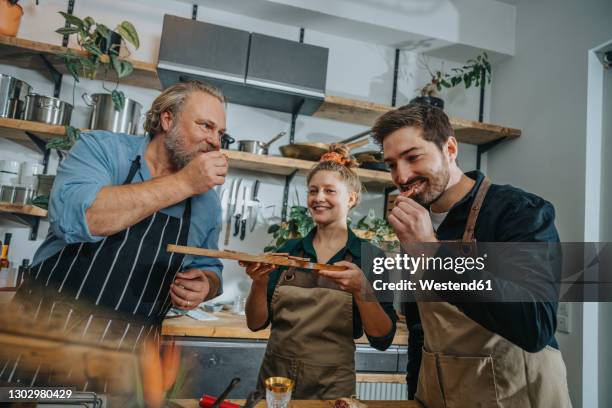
[162,311,408,346]
[172,400,420,408]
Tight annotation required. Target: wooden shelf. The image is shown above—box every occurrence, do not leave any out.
[0,119,393,187]
[0,117,64,149]
[314,95,522,145]
[0,203,48,217]
[0,35,161,90]
[1,36,520,146]
[314,95,391,126]
[223,149,393,187]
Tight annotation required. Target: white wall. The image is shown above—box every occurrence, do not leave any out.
[598,67,612,408]
[600,303,612,408]
[488,0,612,406]
[185,0,517,55]
[2,0,484,301]
[600,68,612,242]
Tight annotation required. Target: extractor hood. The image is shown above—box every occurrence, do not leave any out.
[157,15,329,115]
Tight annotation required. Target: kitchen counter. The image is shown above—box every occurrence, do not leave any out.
[163,311,409,398]
[172,400,420,408]
[162,311,408,345]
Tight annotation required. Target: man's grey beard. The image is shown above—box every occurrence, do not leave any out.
[164,125,206,170]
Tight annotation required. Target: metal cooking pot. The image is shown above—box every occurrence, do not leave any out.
[84,93,142,135]
[0,74,32,119]
[35,174,55,197]
[237,131,286,155]
[24,94,73,125]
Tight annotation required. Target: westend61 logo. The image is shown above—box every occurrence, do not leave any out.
[372,253,488,275]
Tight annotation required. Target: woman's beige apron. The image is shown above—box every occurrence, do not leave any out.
[414,178,572,408]
[257,253,356,399]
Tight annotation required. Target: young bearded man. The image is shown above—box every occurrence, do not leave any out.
[373,104,572,408]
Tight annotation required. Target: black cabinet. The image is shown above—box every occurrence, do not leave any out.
[158,15,254,106]
[245,33,328,114]
[158,15,250,83]
[157,15,328,115]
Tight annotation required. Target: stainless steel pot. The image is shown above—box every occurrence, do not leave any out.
[0,74,32,119]
[35,174,55,197]
[12,186,34,205]
[84,93,142,135]
[0,185,15,203]
[238,140,267,155]
[237,131,286,155]
[24,94,73,125]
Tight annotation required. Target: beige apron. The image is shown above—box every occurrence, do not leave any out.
[414,178,572,408]
[257,252,356,400]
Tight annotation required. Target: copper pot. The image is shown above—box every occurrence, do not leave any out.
[0,0,23,37]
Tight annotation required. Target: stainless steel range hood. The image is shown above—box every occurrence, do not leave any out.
[157,15,328,115]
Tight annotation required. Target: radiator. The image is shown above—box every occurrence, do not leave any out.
[356,382,407,400]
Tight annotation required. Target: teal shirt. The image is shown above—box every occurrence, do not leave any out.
[265,227,397,351]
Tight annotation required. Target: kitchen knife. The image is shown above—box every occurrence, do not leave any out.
[224,178,242,245]
[242,390,263,408]
[211,377,241,408]
[239,185,250,240]
[249,180,261,233]
[218,186,229,220]
[233,184,246,237]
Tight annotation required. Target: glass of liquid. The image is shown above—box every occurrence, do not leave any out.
[264,376,294,408]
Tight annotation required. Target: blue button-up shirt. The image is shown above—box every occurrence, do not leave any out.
[33,131,223,287]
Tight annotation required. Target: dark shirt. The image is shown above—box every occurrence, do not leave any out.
[403,170,560,397]
[262,227,398,351]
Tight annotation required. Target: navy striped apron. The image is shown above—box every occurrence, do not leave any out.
[1,156,191,390]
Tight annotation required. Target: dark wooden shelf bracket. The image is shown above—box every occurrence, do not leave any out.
[476,137,509,170]
[2,213,41,241]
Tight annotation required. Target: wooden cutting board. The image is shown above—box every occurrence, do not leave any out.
[171,400,420,408]
[167,245,347,271]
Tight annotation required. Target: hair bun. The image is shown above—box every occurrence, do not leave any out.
[320,143,359,168]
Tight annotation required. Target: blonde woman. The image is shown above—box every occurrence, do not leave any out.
[240,145,397,400]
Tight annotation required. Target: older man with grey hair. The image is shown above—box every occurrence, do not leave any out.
[3,81,227,388]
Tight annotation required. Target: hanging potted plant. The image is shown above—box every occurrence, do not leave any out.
[55,12,140,111]
[410,52,492,110]
[0,0,24,37]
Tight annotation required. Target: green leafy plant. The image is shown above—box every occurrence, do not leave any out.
[264,206,315,252]
[31,194,49,210]
[56,12,140,111]
[418,52,492,97]
[264,206,397,252]
[442,52,491,90]
[45,125,81,151]
[355,209,398,249]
